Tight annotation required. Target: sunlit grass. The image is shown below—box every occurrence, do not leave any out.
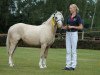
[0,47,100,75]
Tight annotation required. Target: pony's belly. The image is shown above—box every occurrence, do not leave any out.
[24,40,40,46]
[22,38,40,46]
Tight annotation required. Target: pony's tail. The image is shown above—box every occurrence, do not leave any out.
[6,32,10,54]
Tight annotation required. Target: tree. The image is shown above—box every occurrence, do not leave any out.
[0,0,100,33]
[0,0,11,33]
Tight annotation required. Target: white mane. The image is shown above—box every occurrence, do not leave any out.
[41,14,54,25]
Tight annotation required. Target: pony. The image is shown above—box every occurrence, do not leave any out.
[6,11,64,68]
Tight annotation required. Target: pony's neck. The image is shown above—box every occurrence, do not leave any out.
[45,14,57,34]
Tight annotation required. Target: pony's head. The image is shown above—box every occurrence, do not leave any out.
[53,11,64,28]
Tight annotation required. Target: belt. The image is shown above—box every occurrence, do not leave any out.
[67,30,78,32]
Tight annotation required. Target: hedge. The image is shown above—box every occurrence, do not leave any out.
[0,34,100,50]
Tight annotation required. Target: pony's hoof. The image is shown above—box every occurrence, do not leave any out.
[39,65,44,69]
[9,64,14,67]
[39,65,47,69]
[40,66,44,69]
[43,65,47,68]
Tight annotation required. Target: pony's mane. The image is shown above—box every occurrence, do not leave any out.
[41,14,54,25]
[44,14,54,24]
[47,14,54,22]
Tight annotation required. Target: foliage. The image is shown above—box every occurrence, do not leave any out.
[0,34,100,50]
[0,0,100,33]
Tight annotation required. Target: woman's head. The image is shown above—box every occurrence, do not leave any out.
[69,4,79,14]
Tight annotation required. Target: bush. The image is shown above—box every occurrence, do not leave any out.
[0,34,100,50]
[0,34,7,46]
[77,40,100,50]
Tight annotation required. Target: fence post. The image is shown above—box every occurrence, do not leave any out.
[82,31,84,40]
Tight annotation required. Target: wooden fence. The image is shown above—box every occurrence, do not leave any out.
[0,31,100,49]
[56,31,100,40]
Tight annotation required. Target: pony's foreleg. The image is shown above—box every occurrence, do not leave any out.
[9,55,14,67]
[8,43,17,67]
[39,44,47,68]
[43,46,50,68]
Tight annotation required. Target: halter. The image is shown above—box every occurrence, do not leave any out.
[51,17,55,26]
[51,17,56,33]
[51,13,63,32]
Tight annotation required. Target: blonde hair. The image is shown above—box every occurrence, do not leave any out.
[70,4,79,13]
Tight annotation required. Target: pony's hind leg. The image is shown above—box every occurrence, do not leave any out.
[8,41,18,67]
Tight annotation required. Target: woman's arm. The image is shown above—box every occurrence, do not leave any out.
[74,24,83,30]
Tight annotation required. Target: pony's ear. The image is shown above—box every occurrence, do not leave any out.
[54,10,57,16]
[55,10,58,13]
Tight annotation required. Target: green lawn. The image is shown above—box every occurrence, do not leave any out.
[0,47,100,75]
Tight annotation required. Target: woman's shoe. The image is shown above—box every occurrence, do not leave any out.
[70,67,75,70]
[63,67,71,70]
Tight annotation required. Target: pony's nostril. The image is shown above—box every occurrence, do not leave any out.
[55,17,57,20]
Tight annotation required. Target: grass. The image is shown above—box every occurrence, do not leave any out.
[0,47,100,75]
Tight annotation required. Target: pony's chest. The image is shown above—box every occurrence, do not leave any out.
[48,37,55,45]
[46,35,55,45]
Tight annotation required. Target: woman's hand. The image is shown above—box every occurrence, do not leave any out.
[68,24,83,30]
[62,26,67,29]
[68,26,75,29]
[62,25,76,29]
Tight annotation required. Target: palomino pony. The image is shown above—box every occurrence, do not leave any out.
[6,11,64,68]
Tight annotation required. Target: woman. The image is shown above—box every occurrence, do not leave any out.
[62,4,83,70]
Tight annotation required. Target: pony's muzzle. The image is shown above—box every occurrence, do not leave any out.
[57,21,63,28]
